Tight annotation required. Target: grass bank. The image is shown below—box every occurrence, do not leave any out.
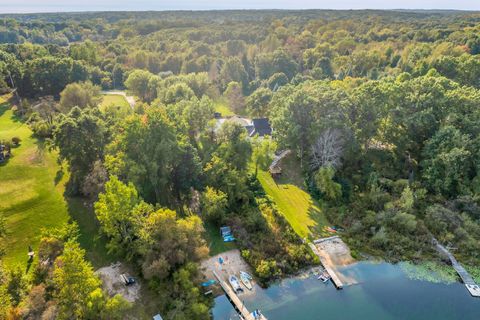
[256,154,329,240]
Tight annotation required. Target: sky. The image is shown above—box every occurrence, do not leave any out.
[0,0,479,14]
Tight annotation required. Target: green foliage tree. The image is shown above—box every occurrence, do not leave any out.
[53,107,107,195]
[201,187,228,224]
[314,166,342,201]
[246,87,272,117]
[53,241,102,319]
[224,81,245,114]
[124,69,159,102]
[59,81,101,111]
[216,121,252,171]
[94,176,143,256]
[220,57,248,89]
[139,208,208,280]
[421,126,474,197]
[251,136,277,177]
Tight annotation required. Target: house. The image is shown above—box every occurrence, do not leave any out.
[215,116,273,138]
[249,118,272,137]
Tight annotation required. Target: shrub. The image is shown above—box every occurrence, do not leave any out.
[11,137,21,146]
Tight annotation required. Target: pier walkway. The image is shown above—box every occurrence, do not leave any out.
[309,240,344,289]
[433,238,480,297]
[212,271,267,320]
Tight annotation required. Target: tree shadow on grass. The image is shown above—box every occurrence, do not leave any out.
[65,196,117,268]
[0,100,11,118]
[54,169,64,185]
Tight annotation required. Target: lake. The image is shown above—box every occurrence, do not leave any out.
[212,262,480,320]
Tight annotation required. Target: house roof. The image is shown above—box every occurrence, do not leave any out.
[250,118,272,137]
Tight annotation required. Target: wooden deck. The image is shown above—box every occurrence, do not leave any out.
[213,271,267,320]
[308,242,344,289]
[433,238,480,297]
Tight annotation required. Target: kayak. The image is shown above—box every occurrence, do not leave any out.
[240,272,253,290]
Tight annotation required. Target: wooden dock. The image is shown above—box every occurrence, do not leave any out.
[213,271,268,320]
[433,238,480,297]
[308,242,343,289]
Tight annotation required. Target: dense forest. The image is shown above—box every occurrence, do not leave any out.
[1,9,480,319]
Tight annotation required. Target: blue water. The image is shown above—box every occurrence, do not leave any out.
[212,262,480,320]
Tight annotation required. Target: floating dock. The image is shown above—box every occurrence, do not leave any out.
[309,241,344,289]
[433,238,480,297]
[212,270,268,320]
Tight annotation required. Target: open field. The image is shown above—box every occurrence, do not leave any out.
[256,154,329,240]
[99,93,131,116]
[0,95,112,268]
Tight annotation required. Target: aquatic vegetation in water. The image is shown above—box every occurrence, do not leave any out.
[400,261,458,284]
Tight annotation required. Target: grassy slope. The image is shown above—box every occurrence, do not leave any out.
[213,98,235,117]
[256,154,329,240]
[0,96,112,268]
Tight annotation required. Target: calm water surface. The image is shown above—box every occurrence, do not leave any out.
[212,262,480,320]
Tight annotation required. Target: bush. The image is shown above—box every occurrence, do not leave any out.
[11,137,21,146]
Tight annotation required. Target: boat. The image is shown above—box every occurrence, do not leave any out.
[240,272,253,290]
[318,270,331,283]
[229,275,243,293]
[240,271,253,280]
[251,309,263,319]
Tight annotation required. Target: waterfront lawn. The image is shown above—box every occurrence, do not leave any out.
[0,96,113,268]
[256,155,329,240]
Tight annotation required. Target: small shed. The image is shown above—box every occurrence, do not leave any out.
[268,149,291,177]
[220,226,232,237]
[153,314,163,320]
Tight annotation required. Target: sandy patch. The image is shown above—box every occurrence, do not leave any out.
[96,262,140,302]
[312,236,357,285]
[314,236,355,266]
[200,249,258,297]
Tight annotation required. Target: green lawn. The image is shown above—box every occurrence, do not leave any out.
[204,222,236,256]
[256,155,329,240]
[99,94,131,117]
[213,98,235,117]
[0,95,113,268]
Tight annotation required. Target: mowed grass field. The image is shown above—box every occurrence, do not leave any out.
[0,95,112,268]
[99,94,131,117]
[256,154,329,240]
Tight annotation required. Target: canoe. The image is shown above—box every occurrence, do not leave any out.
[240,272,253,290]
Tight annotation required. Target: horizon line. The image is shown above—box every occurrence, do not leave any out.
[1,8,479,15]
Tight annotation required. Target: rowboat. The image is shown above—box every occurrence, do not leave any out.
[318,270,331,283]
[229,275,243,293]
[240,272,253,290]
[240,271,253,280]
